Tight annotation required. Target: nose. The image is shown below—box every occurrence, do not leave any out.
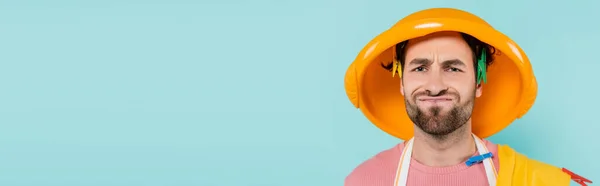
[423,72,447,96]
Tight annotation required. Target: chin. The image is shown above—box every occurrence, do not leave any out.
[419,105,452,114]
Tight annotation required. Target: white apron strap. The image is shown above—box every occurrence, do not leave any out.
[393,134,497,186]
[393,138,414,186]
[472,134,498,186]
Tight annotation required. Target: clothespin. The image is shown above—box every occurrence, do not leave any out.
[476,48,487,85]
[392,47,400,78]
[562,168,592,186]
[465,152,493,167]
[392,59,399,77]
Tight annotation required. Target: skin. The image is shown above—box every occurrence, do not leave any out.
[400,31,483,167]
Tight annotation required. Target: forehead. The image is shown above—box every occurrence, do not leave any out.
[404,32,473,64]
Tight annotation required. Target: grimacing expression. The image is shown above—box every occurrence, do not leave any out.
[400,32,483,137]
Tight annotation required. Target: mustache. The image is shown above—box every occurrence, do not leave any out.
[412,89,459,99]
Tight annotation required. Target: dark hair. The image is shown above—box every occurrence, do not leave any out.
[381,33,496,81]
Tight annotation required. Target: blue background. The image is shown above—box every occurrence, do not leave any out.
[1,0,598,185]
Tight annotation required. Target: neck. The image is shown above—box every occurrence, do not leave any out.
[411,122,475,167]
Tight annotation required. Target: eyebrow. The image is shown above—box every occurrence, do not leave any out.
[441,59,466,67]
[408,58,466,67]
[408,58,431,66]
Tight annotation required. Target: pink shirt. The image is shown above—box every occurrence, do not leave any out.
[345,139,500,186]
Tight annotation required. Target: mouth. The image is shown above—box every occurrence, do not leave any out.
[417,97,452,101]
[417,97,454,103]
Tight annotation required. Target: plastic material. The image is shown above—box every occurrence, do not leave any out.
[344,8,537,140]
[466,152,493,167]
[562,168,593,186]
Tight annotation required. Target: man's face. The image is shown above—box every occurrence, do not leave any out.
[400,32,483,137]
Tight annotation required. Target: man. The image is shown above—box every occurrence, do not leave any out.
[343,8,591,186]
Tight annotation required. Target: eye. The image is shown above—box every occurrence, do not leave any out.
[446,67,463,72]
[412,66,427,72]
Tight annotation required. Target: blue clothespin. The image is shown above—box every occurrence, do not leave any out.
[465,152,493,167]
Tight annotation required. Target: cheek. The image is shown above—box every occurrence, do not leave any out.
[446,82,477,97]
[400,81,420,96]
[401,73,426,85]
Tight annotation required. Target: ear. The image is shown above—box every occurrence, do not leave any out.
[475,83,483,98]
[400,78,405,96]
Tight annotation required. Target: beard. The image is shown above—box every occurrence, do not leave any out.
[405,89,475,139]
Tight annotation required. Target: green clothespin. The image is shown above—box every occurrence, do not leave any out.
[477,48,487,84]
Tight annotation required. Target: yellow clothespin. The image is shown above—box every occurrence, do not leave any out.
[392,59,398,77]
[392,47,401,78]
